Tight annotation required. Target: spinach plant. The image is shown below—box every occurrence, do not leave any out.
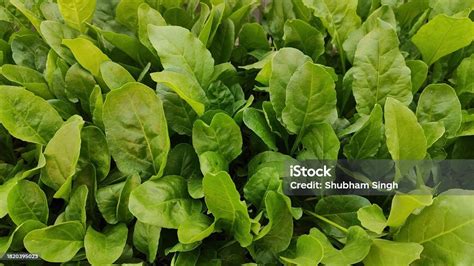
[0,0,473,265]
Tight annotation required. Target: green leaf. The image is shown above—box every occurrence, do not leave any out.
[0,220,46,257]
[40,115,83,195]
[198,151,228,176]
[178,214,215,244]
[352,23,412,114]
[137,3,167,55]
[363,239,423,266]
[386,190,433,227]
[100,61,135,90]
[103,82,170,178]
[64,185,88,227]
[96,174,140,224]
[269,48,311,122]
[300,123,339,160]
[454,54,474,96]
[395,190,474,265]
[65,63,96,113]
[203,171,252,247]
[243,167,280,209]
[148,25,215,88]
[344,104,383,159]
[406,60,428,93]
[315,195,370,238]
[385,97,427,161]
[192,113,242,162]
[412,14,474,66]
[116,0,145,31]
[57,0,96,33]
[157,86,198,136]
[80,126,110,181]
[133,221,161,263]
[84,224,128,265]
[7,180,48,226]
[24,221,85,263]
[40,21,79,65]
[129,175,202,229]
[416,84,462,137]
[310,226,372,265]
[280,229,324,266]
[357,204,387,234]
[283,19,325,61]
[1,64,54,99]
[282,62,337,134]
[243,108,277,151]
[0,86,63,145]
[151,70,207,116]
[251,191,293,263]
[239,23,270,51]
[303,0,361,53]
[62,37,110,76]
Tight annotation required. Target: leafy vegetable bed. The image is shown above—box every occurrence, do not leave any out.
[0,0,473,265]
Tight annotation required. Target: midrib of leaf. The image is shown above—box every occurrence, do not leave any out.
[418,218,474,244]
[17,193,43,222]
[128,92,158,175]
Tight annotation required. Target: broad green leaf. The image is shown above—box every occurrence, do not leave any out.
[251,191,293,263]
[283,19,324,61]
[0,178,19,219]
[429,0,474,17]
[282,62,337,134]
[151,70,207,116]
[198,151,228,176]
[243,167,280,209]
[57,0,96,33]
[363,239,423,266]
[280,230,324,266]
[344,104,383,159]
[148,25,215,88]
[203,171,252,247]
[192,113,242,162]
[116,0,145,31]
[395,190,474,265]
[157,86,198,136]
[310,226,372,265]
[416,84,462,137]
[65,63,96,113]
[239,23,270,51]
[62,37,111,76]
[1,64,54,99]
[269,48,311,122]
[243,108,277,151]
[103,82,169,178]
[164,143,200,179]
[385,97,427,161]
[315,195,370,238]
[80,126,110,181]
[40,21,79,65]
[357,204,386,234]
[89,86,105,130]
[343,5,397,63]
[178,214,215,244]
[129,175,202,228]
[248,151,298,177]
[137,3,167,54]
[454,54,474,96]
[84,224,128,265]
[9,0,42,32]
[0,220,46,256]
[209,18,235,64]
[352,24,412,114]
[303,0,361,48]
[412,14,474,66]
[40,115,83,194]
[100,61,135,90]
[133,221,161,263]
[96,174,140,224]
[24,221,85,263]
[406,60,428,93]
[7,180,48,226]
[300,123,339,160]
[386,190,433,227]
[0,86,63,145]
[64,185,88,227]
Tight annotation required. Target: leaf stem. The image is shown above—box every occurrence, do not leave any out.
[304,210,349,234]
